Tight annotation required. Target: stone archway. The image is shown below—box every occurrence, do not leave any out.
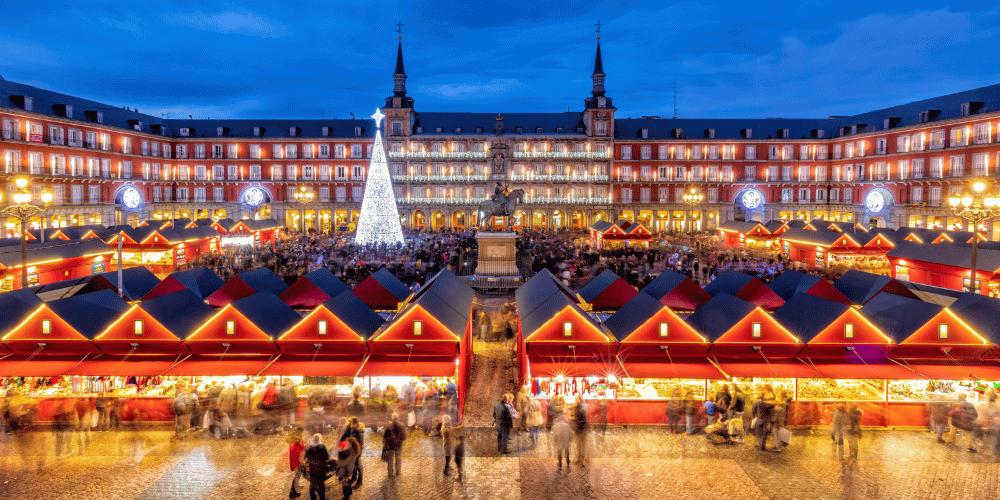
[571,210,587,230]
[552,210,567,229]
[452,210,466,230]
[430,210,447,231]
[412,210,426,230]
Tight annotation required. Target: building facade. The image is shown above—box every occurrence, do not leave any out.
[3,40,1000,236]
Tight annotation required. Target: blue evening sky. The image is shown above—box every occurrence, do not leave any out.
[2,1,999,120]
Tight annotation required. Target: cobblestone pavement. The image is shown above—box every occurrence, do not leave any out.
[1,421,998,499]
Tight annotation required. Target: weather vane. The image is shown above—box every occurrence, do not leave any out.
[396,21,403,40]
[372,108,385,129]
[595,20,603,39]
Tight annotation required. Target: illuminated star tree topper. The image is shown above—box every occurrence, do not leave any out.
[354,108,404,247]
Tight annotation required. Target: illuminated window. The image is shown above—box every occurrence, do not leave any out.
[844,323,854,339]
[226,320,236,336]
[751,322,762,338]
[41,319,51,335]
[318,320,328,336]
[133,319,143,335]
[659,322,669,338]
[563,322,573,338]
[413,320,423,336]
[938,323,948,340]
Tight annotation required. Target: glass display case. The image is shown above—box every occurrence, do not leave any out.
[713,377,795,400]
[615,378,705,400]
[531,376,617,400]
[796,378,885,402]
[887,379,984,403]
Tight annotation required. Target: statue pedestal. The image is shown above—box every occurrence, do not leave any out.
[475,232,519,276]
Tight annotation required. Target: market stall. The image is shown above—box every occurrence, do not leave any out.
[76,266,162,301]
[207,267,289,308]
[351,268,411,311]
[717,221,773,248]
[638,270,711,312]
[887,240,1000,295]
[833,269,918,306]
[141,267,225,301]
[767,270,852,306]
[280,268,351,309]
[576,269,638,311]
[703,270,786,310]
[0,239,115,291]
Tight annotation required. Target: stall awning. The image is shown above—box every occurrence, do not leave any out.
[160,359,272,376]
[813,362,922,380]
[717,362,824,379]
[527,360,624,378]
[621,361,725,379]
[358,359,458,377]
[907,364,1000,381]
[0,359,83,376]
[261,360,363,377]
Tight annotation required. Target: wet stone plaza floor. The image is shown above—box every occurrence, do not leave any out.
[0,424,997,500]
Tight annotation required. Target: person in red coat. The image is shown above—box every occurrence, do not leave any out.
[287,428,306,498]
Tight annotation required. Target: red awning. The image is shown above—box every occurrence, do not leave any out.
[908,364,1000,381]
[160,359,272,376]
[717,362,824,379]
[621,361,725,379]
[527,359,625,378]
[261,360,363,376]
[813,362,922,380]
[358,359,458,377]
[0,359,83,376]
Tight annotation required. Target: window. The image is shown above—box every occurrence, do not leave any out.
[49,126,63,145]
[335,186,346,202]
[751,322,762,338]
[798,166,809,181]
[658,187,669,202]
[910,186,923,203]
[413,320,423,336]
[781,189,792,203]
[88,185,100,203]
[707,187,718,203]
[594,120,607,136]
[659,322,669,338]
[844,188,852,204]
[898,160,910,180]
[744,165,755,181]
[563,322,573,338]
[938,323,948,340]
[930,157,943,178]
[214,187,224,202]
[134,319,144,336]
[2,119,17,140]
[286,144,298,158]
[973,123,991,144]
[228,144,238,159]
[691,145,703,160]
[798,188,810,202]
[973,153,988,175]
[844,323,854,339]
[226,320,236,336]
[951,127,968,147]
[319,186,330,202]
[177,187,189,201]
[950,155,965,177]
[913,158,925,178]
[194,187,206,202]
[768,145,779,160]
[318,320,328,336]
[930,130,945,149]
[351,144,362,158]
[391,122,402,136]
[194,144,206,159]
[620,187,632,203]
[41,319,51,335]
[620,145,632,160]
[640,145,651,160]
[195,164,206,180]
[744,145,755,160]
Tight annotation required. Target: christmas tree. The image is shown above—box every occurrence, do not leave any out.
[354,108,405,247]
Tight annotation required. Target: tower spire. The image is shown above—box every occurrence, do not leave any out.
[393,22,407,98]
[591,21,606,98]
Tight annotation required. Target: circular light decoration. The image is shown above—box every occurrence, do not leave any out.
[121,186,142,209]
[865,190,885,213]
[741,189,763,210]
[244,187,265,207]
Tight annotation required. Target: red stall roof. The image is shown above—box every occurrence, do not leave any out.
[639,270,711,311]
[704,270,785,310]
[351,268,411,310]
[280,268,351,308]
[576,269,638,310]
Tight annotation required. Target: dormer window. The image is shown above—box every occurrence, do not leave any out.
[455,127,463,134]
[575,126,584,133]
[289,127,299,137]
[321,126,329,137]
[640,129,649,139]
[535,127,544,134]
[844,323,854,339]
[318,320,328,336]
[413,320,423,336]
[254,127,263,137]
[659,322,669,338]
[226,320,236,336]
[355,127,363,137]
[705,129,715,139]
[475,127,484,134]
[217,127,224,137]
[555,127,564,133]
[435,127,443,133]
[563,321,573,337]
[41,319,51,335]
[515,126,524,134]
[751,322,762,338]
[134,319,144,336]
[415,126,424,134]
[741,128,752,139]
[180,128,190,137]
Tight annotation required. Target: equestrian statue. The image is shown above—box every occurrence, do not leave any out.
[478,181,524,232]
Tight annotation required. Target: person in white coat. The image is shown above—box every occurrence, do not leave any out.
[552,414,573,472]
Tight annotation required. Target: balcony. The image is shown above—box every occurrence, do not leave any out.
[393,174,489,182]
[399,196,607,205]
[388,151,488,159]
[509,174,609,182]
[512,151,609,159]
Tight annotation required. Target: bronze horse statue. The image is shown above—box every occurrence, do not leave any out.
[477,188,524,231]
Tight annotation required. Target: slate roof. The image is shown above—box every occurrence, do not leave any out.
[138,289,217,339]
[779,228,852,246]
[46,289,129,339]
[229,290,302,339]
[948,293,1000,344]
[577,269,623,302]
[833,270,913,305]
[322,291,385,340]
[615,117,836,141]
[604,292,664,342]
[160,267,225,299]
[703,270,755,296]
[718,220,764,233]
[685,293,757,342]
[767,270,823,301]
[640,270,690,300]
[0,289,43,335]
[368,268,411,301]
[771,293,850,342]
[301,268,351,297]
[887,241,1000,271]
[516,270,601,336]
[591,220,614,232]
[93,266,161,300]
[237,267,289,296]
[409,269,474,337]
[412,112,585,137]
[861,293,944,343]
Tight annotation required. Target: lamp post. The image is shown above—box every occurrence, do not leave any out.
[948,181,1000,294]
[292,186,314,245]
[1,177,53,288]
[681,188,704,233]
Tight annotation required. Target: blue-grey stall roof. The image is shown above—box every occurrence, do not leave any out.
[409,269,474,338]
[861,293,943,343]
[685,293,757,342]
[322,291,385,340]
[767,270,824,302]
[369,268,412,301]
[139,289,217,339]
[771,293,850,342]
[577,269,623,303]
[946,293,1000,345]
[0,238,112,269]
[46,289,130,339]
[639,270,691,301]
[0,289,43,335]
[604,292,664,342]
[93,266,161,301]
[238,267,290,296]
[302,268,351,298]
[703,270,756,297]
[230,290,301,339]
[833,270,915,305]
[164,267,225,299]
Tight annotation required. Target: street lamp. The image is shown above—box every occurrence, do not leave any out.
[292,186,314,245]
[1,177,53,288]
[948,181,1000,294]
[682,188,704,233]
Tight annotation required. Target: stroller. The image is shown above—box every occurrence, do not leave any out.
[705,417,743,445]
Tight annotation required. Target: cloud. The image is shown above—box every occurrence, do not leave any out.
[161,9,293,38]
[100,15,145,38]
[417,78,527,99]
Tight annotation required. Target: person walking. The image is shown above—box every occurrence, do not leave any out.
[304,434,330,500]
[683,391,698,435]
[441,415,462,476]
[771,396,788,452]
[382,413,406,477]
[515,385,529,434]
[287,428,306,498]
[493,394,514,454]
[573,395,590,466]
[665,391,682,434]
[340,417,365,487]
[751,392,773,451]
[95,392,111,431]
[552,413,573,472]
[454,435,466,481]
[547,394,565,431]
[729,386,748,440]
[333,438,362,500]
[526,394,543,447]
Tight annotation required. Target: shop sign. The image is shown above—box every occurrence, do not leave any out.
[962,277,982,293]
[92,262,105,274]
[176,248,186,264]
[895,265,909,281]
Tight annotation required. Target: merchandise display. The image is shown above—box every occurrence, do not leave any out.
[796,378,885,402]
[615,378,705,400]
[530,375,617,400]
[887,379,988,403]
